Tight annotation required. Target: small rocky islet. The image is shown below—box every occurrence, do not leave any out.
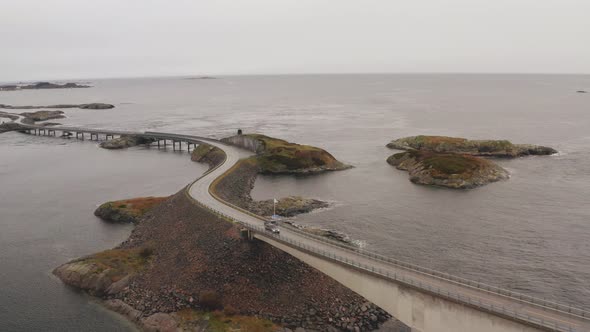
[386,135,557,189]
[0,81,91,91]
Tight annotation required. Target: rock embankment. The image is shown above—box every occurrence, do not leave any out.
[0,103,114,110]
[387,135,557,158]
[387,150,509,189]
[222,133,352,174]
[100,135,155,149]
[190,143,225,169]
[56,190,395,331]
[94,197,168,223]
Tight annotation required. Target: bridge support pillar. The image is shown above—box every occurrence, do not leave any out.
[240,228,254,241]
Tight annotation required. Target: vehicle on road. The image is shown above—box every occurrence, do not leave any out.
[264,220,280,234]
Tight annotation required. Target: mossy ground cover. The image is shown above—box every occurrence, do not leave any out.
[392,150,491,180]
[191,144,225,166]
[103,196,168,218]
[389,135,515,153]
[84,247,153,282]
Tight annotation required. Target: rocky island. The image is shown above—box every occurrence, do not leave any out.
[386,135,556,189]
[222,133,352,174]
[212,134,351,217]
[387,150,509,189]
[100,135,155,150]
[20,110,65,124]
[387,135,557,158]
[0,103,114,110]
[0,81,91,91]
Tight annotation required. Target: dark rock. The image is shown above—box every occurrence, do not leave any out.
[20,110,65,122]
[99,135,155,149]
[79,103,115,109]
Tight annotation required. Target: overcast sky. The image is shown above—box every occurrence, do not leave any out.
[2,0,589,81]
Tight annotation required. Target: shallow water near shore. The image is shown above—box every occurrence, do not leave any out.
[1,74,590,330]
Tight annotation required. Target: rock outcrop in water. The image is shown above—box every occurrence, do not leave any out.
[0,82,91,91]
[190,143,225,168]
[20,110,65,122]
[387,135,557,158]
[0,103,114,110]
[99,135,155,149]
[387,150,509,189]
[222,133,352,174]
[94,197,168,223]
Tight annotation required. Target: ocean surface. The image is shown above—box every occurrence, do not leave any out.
[1,74,589,331]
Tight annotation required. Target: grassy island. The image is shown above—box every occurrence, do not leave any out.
[387,135,556,158]
[222,133,352,174]
[387,150,509,189]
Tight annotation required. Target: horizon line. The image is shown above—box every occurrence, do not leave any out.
[3,71,590,84]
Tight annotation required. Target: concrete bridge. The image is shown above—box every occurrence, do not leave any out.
[9,121,590,332]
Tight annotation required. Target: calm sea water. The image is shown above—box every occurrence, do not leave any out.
[1,74,589,330]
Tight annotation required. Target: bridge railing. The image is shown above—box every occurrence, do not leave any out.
[196,204,581,332]
[277,222,590,320]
